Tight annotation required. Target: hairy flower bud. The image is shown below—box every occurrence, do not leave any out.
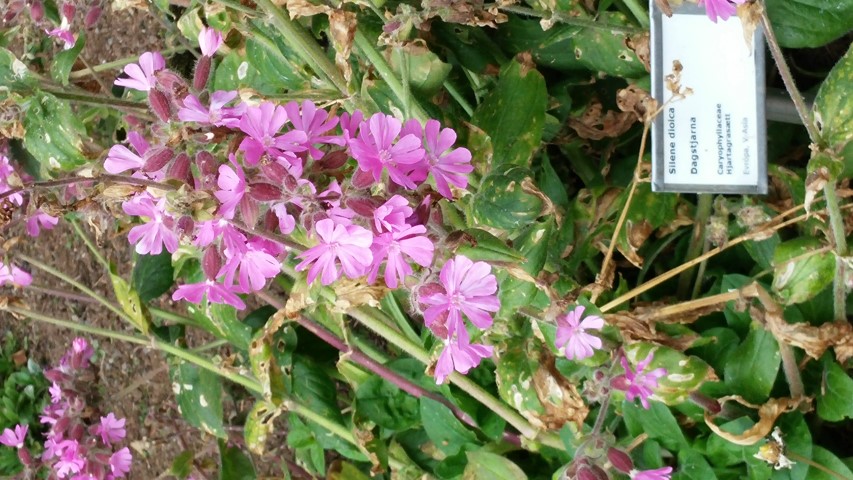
[167,152,192,184]
[195,151,218,189]
[248,183,282,202]
[84,5,102,28]
[259,159,289,185]
[607,448,633,473]
[29,1,44,22]
[17,448,32,467]
[576,465,609,480]
[176,216,194,239]
[193,55,212,91]
[351,168,374,189]
[5,1,25,22]
[60,2,75,21]
[315,150,349,170]
[202,246,222,280]
[154,70,189,102]
[148,90,172,123]
[142,147,173,172]
[345,196,381,217]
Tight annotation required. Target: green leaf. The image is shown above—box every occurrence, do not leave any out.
[469,164,545,231]
[624,343,714,405]
[706,417,764,467]
[0,47,36,92]
[390,45,452,97]
[813,43,853,176]
[674,448,718,480]
[724,328,781,403]
[497,219,553,314]
[806,446,853,480]
[471,58,546,167]
[218,439,256,480]
[355,359,424,431]
[131,251,175,302]
[187,303,252,351]
[454,228,525,263]
[765,0,853,48]
[462,451,528,480]
[816,358,853,422]
[245,21,312,93]
[51,33,86,86]
[622,400,687,451]
[420,397,477,456]
[244,400,277,455]
[329,462,371,480]
[248,329,287,405]
[22,92,88,174]
[109,267,152,334]
[772,237,835,305]
[170,450,194,480]
[169,361,226,438]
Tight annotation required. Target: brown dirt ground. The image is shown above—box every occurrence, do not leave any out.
[2,5,292,480]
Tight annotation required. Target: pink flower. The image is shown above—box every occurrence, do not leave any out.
[172,279,247,310]
[109,447,132,478]
[434,323,493,384]
[198,27,223,57]
[238,102,307,166]
[0,262,32,287]
[26,210,59,237]
[46,16,76,49]
[219,238,281,292]
[284,100,344,159]
[555,305,604,361]
[374,195,413,233]
[178,91,242,127]
[295,219,373,285]
[115,51,166,92]
[0,424,28,449]
[700,0,743,22]
[422,119,473,198]
[214,161,246,220]
[49,382,62,403]
[631,466,673,480]
[368,225,434,288]
[349,113,426,188]
[53,440,85,478]
[0,155,24,206]
[420,255,500,337]
[339,110,363,142]
[104,144,144,174]
[270,203,296,235]
[611,352,667,409]
[95,413,126,446]
[122,196,179,255]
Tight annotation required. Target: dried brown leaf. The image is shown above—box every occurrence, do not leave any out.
[625,33,650,72]
[605,311,699,351]
[704,395,806,446]
[333,279,387,312]
[283,0,330,18]
[532,352,589,430]
[329,10,357,84]
[569,99,636,140]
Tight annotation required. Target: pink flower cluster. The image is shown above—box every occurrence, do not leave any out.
[0,338,132,479]
[0,151,59,254]
[109,51,473,312]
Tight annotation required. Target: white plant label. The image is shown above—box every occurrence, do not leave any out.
[650,3,767,194]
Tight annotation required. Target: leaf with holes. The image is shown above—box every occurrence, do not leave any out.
[623,343,714,405]
[169,361,226,439]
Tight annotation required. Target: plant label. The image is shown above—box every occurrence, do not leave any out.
[650,3,767,194]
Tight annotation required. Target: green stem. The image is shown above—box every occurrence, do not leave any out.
[349,306,562,449]
[17,253,133,324]
[40,87,149,110]
[253,0,348,94]
[620,0,650,28]
[496,5,644,34]
[354,32,428,121]
[823,183,849,322]
[7,307,149,346]
[444,80,474,117]
[68,46,188,79]
[677,194,713,299]
[150,306,197,326]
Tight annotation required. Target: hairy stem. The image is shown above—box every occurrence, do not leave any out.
[354,32,428,122]
[69,46,188,79]
[0,173,178,204]
[823,183,849,322]
[70,219,110,270]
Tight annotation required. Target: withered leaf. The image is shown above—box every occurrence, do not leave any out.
[704,395,807,446]
[568,99,636,140]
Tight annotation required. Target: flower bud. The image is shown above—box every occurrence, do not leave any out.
[607,448,633,474]
[5,1,25,22]
[240,197,260,227]
[195,151,218,189]
[53,416,71,435]
[154,70,189,101]
[345,196,381,218]
[142,147,173,172]
[17,448,32,467]
[351,168,374,189]
[176,216,194,239]
[29,1,44,22]
[84,5,102,28]
[167,152,192,184]
[202,246,222,280]
[193,55,212,91]
[315,150,349,170]
[148,89,172,123]
[260,159,290,185]
[60,2,75,21]
[69,423,84,441]
[576,465,609,480]
[689,391,721,415]
[264,209,279,232]
[248,183,282,202]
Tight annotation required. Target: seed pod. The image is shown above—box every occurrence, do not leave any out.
[142,147,173,172]
[17,448,32,467]
[148,90,172,123]
[193,55,212,91]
